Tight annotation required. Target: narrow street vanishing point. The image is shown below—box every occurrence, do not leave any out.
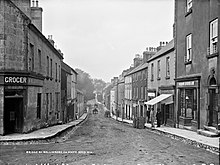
[0,104,219,165]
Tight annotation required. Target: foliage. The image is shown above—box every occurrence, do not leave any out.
[75,68,95,101]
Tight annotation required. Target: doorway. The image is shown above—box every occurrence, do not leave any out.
[208,89,218,127]
[4,97,23,134]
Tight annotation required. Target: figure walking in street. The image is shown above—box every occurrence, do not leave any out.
[150,106,155,128]
[156,108,161,127]
[147,106,151,123]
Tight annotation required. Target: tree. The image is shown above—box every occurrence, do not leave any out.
[93,78,106,93]
[75,68,95,101]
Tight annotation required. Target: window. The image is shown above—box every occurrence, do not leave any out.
[59,65,61,81]
[30,44,34,71]
[47,56,49,77]
[151,63,154,81]
[55,63,57,81]
[210,19,218,54]
[50,93,52,110]
[50,59,52,78]
[180,88,197,120]
[157,60,161,79]
[145,87,147,100]
[141,87,144,99]
[186,34,192,63]
[55,92,59,119]
[38,49,41,71]
[186,0,192,12]
[37,93,41,119]
[166,57,170,78]
[46,93,49,121]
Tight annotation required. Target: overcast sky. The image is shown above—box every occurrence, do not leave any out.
[40,0,174,82]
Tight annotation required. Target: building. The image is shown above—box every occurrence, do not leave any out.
[145,40,175,127]
[77,90,85,119]
[0,0,63,135]
[124,69,133,119]
[175,0,220,132]
[126,49,155,121]
[70,67,78,121]
[61,61,77,123]
[110,77,118,116]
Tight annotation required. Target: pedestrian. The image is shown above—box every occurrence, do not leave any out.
[150,107,155,128]
[156,108,161,127]
[147,106,151,123]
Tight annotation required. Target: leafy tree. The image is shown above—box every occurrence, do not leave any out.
[75,68,95,101]
[93,78,106,92]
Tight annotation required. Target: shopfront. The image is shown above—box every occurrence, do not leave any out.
[1,75,28,135]
[176,78,200,130]
[159,86,175,126]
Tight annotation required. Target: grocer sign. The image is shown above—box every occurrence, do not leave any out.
[4,76,27,85]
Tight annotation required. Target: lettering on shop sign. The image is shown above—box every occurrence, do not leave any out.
[4,76,27,84]
[177,80,198,87]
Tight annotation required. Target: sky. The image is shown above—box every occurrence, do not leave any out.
[39,0,174,83]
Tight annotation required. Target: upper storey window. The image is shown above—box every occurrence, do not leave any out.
[186,0,192,12]
[185,34,192,63]
[209,19,218,55]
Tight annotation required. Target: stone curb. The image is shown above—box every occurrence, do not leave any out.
[0,113,88,144]
[146,127,219,155]
[111,116,219,155]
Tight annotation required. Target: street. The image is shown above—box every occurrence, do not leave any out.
[0,105,219,165]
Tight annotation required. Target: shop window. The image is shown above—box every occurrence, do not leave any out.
[180,88,197,120]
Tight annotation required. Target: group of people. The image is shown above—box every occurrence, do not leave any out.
[146,107,162,128]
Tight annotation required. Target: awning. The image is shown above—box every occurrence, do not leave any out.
[144,94,173,105]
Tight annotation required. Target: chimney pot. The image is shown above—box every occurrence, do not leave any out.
[36,0,39,7]
[32,0,35,7]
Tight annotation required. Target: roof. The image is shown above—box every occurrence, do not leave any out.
[126,62,148,76]
[61,61,72,74]
[147,39,174,62]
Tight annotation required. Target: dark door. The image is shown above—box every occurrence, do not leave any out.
[208,89,218,126]
[161,104,165,125]
[4,98,23,134]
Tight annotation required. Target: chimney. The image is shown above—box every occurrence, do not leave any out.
[11,0,31,18]
[133,54,143,67]
[143,47,156,63]
[31,0,43,32]
[48,35,55,46]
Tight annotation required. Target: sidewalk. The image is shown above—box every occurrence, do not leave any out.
[111,115,219,154]
[0,113,88,143]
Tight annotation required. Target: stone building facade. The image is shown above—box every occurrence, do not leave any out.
[0,0,63,135]
[146,40,175,126]
[175,0,220,131]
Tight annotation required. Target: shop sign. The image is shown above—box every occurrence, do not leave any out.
[148,92,155,97]
[4,76,27,85]
[177,80,198,87]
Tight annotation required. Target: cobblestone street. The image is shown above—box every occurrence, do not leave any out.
[0,105,219,165]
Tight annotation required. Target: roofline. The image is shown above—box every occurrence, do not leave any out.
[28,24,64,60]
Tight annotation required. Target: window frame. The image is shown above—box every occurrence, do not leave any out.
[157,60,161,80]
[166,56,170,78]
[185,34,192,63]
[209,18,218,55]
[151,63,154,81]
